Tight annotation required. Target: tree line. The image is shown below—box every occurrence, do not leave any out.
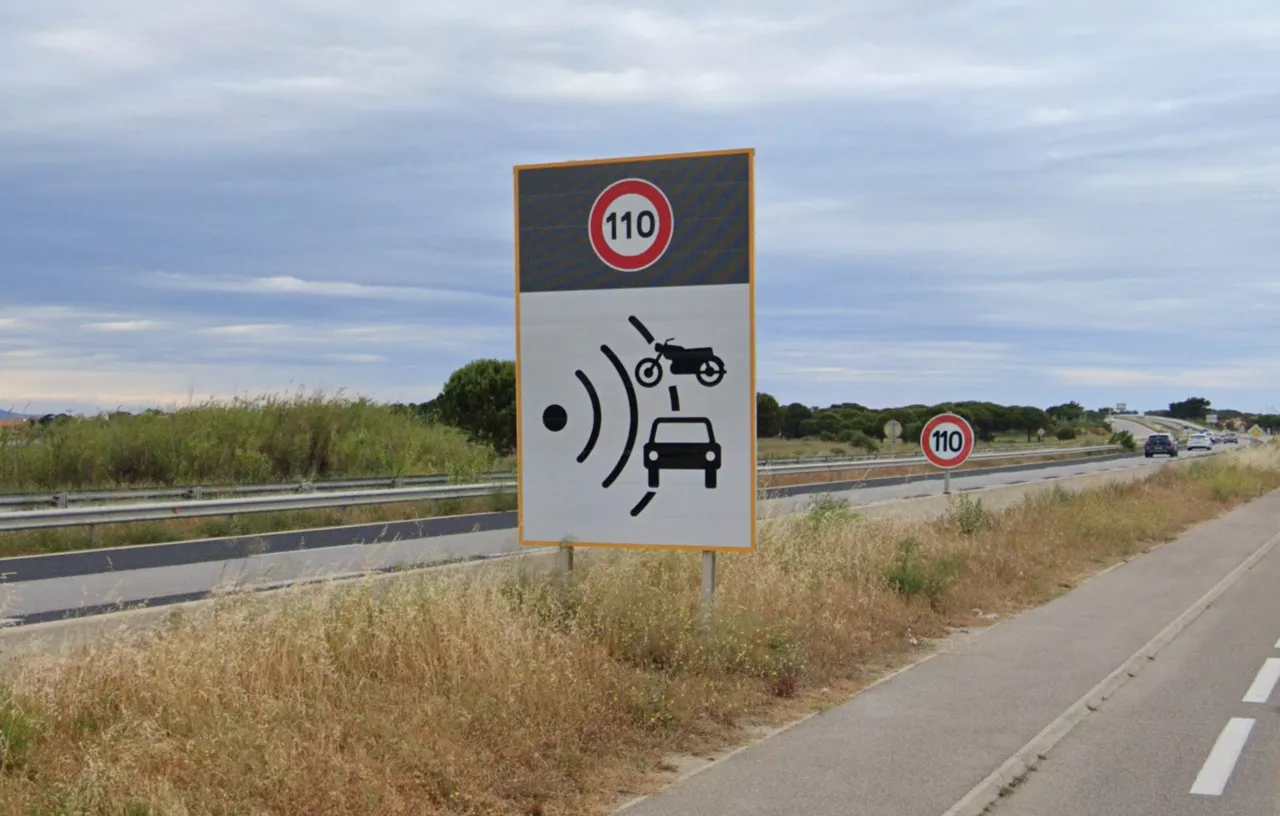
[393,359,1123,456]
[1147,396,1278,433]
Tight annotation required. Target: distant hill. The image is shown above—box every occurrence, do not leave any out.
[0,409,27,420]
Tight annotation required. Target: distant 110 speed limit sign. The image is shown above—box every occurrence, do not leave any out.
[921,413,975,469]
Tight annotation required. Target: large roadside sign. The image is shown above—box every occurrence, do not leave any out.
[921,413,975,470]
[514,149,756,552]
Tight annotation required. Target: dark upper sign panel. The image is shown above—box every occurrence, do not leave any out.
[516,150,752,293]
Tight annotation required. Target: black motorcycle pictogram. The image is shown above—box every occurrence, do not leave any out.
[634,338,726,388]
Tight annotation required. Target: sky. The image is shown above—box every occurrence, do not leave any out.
[2,0,1278,417]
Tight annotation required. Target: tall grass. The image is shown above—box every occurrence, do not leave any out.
[0,393,502,492]
[0,445,1276,815]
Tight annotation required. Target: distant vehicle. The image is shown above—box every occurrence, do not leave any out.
[643,417,721,488]
[1223,432,1239,444]
[1186,433,1213,451]
[1144,434,1178,458]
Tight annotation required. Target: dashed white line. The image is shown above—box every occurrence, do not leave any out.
[1191,718,1255,796]
[1274,637,1280,649]
[1243,658,1280,704]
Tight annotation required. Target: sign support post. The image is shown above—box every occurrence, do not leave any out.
[557,543,574,578]
[701,550,717,615]
[944,471,952,495]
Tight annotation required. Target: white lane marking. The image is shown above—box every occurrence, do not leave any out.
[1190,718,1255,796]
[1274,637,1280,649]
[1243,658,1280,704]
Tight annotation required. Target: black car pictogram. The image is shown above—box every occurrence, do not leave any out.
[643,417,721,489]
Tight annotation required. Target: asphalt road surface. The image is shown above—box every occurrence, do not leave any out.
[0,447,1218,626]
[616,491,1280,816]
[989,511,1280,815]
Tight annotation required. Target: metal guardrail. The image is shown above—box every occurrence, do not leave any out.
[0,445,1123,533]
[0,443,1102,510]
[760,445,1120,474]
[0,474,467,510]
[0,482,516,533]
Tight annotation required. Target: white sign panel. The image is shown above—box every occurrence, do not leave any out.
[514,150,756,552]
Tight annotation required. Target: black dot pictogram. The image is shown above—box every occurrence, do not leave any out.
[543,404,568,432]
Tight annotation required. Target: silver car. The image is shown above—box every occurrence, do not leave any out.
[1186,433,1213,451]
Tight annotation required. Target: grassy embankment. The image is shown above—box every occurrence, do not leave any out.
[0,395,512,559]
[0,401,1118,560]
[0,443,1276,815]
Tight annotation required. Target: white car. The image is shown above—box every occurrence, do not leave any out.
[1186,433,1213,451]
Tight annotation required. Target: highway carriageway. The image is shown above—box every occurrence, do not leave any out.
[0,447,1217,628]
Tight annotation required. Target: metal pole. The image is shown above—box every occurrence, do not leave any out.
[944,471,952,495]
[556,544,574,579]
[701,551,717,612]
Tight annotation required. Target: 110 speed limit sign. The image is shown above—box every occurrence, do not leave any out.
[921,413,975,469]
[588,178,674,272]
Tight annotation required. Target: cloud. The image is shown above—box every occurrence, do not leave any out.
[762,340,1021,385]
[153,273,509,304]
[327,353,386,364]
[1053,358,1280,391]
[197,324,293,339]
[2,0,1279,414]
[82,320,168,332]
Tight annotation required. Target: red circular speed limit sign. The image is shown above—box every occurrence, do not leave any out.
[588,178,674,272]
[921,413,975,469]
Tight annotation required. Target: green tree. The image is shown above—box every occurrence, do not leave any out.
[781,403,813,438]
[433,359,517,454]
[1168,397,1211,421]
[1014,406,1051,442]
[1046,401,1085,423]
[757,392,782,438]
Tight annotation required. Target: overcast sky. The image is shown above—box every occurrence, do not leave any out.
[2,1,1278,416]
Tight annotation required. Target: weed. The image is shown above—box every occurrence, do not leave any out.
[804,494,857,528]
[884,538,961,609]
[947,493,991,536]
[0,686,41,772]
[1109,430,1137,451]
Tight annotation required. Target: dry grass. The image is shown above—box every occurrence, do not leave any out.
[1,444,1277,815]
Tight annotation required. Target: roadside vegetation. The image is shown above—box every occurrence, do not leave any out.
[1,443,1275,815]
[0,443,1125,560]
[0,393,506,493]
[0,369,1120,495]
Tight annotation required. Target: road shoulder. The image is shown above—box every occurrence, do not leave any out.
[617,492,1280,816]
